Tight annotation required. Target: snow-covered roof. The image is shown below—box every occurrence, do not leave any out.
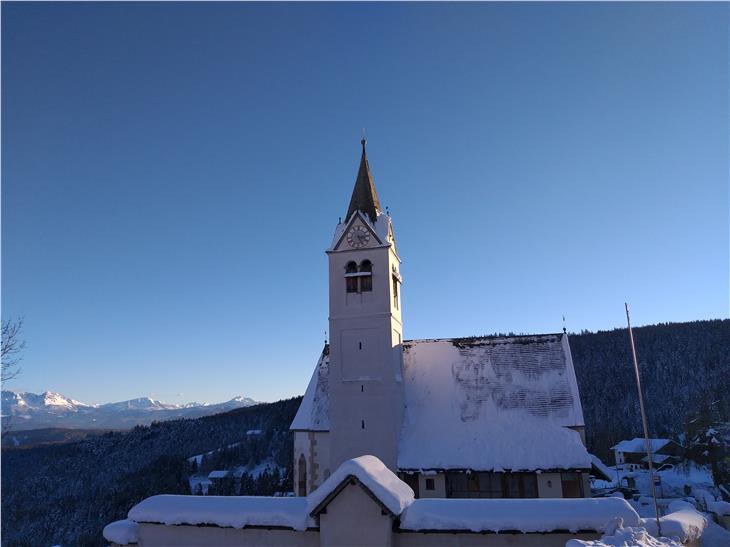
[103,519,138,545]
[291,333,589,471]
[128,494,312,531]
[399,497,641,533]
[398,334,589,471]
[290,346,329,431]
[611,438,673,453]
[640,453,675,464]
[208,470,230,479]
[307,455,414,517]
[590,454,615,481]
[641,500,707,543]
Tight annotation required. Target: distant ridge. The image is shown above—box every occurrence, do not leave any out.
[1,390,260,431]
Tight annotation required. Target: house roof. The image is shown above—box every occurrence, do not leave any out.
[641,453,675,464]
[307,456,414,517]
[207,470,230,479]
[291,333,588,472]
[289,345,329,431]
[589,454,614,482]
[610,438,673,453]
[345,139,381,224]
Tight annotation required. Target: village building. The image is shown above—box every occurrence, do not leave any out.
[291,140,594,500]
[611,438,684,471]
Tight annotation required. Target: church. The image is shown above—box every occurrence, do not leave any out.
[104,143,637,547]
[290,140,594,500]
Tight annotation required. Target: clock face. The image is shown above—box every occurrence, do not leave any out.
[346,225,371,248]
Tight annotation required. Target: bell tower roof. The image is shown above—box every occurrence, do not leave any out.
[346,139,381,224]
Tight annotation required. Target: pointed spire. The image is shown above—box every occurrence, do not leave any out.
[346,139,381,223]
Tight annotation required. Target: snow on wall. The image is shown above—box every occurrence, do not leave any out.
[640,500,707,543]
[128,494,313,531]
[103,519,139,545]
[399,497,641,533]
[307,455,414,516]
[566,526,682,547]
[290,348,329,431]
[398,335,590,471]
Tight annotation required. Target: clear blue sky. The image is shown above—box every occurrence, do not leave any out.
[2,2,728,405]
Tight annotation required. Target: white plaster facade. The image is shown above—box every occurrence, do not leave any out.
[326,210,404,472]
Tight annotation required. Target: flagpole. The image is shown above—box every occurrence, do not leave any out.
[625,303,662,537]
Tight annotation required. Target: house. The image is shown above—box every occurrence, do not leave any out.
[291,140,593,500]
[611,438,683,470]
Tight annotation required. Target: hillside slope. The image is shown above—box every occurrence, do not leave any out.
[570,319,730,460]
[1,397,301,547]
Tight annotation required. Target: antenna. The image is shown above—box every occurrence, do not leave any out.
[625,303,662,537]
[562,315,566,334]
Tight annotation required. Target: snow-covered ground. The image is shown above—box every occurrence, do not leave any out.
[188,458,285,494]
[593,462,716,498]
[591,462,730,546]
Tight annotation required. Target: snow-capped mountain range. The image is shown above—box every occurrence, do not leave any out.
[1,390,260,431]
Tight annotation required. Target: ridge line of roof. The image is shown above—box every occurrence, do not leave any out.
[403,333,565,344]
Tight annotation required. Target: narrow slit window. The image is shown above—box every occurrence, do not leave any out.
[392,275,399,309]
[361,420,365,429]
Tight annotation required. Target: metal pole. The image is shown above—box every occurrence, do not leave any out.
[625,303,662,537]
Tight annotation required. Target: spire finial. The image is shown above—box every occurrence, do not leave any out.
[346,133,381,223]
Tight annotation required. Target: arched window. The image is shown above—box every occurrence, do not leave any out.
[298,454,307,496]
[345,262,358,293]
[359,260,373,292]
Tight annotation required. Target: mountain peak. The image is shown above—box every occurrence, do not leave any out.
[1,390,261,431]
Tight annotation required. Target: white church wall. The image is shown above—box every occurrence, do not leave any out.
[395,531,601,546]
[318,483,394,547]
[135,523,319,547]
[327,234,405,472]
[537,473,563,498]
[294,431,331,495]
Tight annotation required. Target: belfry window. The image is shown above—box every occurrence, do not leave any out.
[359,260,373,292]
[345,260,373,293]
[345,262,358,293]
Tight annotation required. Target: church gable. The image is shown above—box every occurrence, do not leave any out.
[331,212,383,252]
[290,346,330,432]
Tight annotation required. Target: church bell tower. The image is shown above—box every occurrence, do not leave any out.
[326,140,404,471]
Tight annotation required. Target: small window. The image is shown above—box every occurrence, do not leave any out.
[297,454,307,497]
[561,472,583,498]
[360,260,373,292]
[425,478,435,491]
[392,275,399,309]
[361,420,365,429]
[345,262,358,293]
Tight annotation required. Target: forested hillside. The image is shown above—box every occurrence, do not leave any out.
[1,397,301,547]
[570,319,730,461]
